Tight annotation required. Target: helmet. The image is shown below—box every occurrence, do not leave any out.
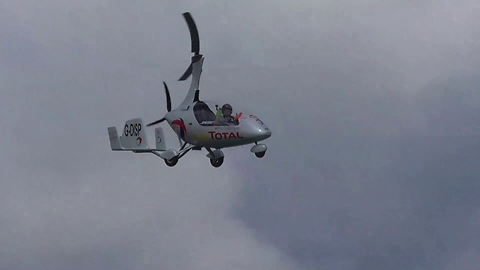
[222,103,232,111]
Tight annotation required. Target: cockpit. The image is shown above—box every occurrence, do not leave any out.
[193,101,216,125]
[193,101,242,126]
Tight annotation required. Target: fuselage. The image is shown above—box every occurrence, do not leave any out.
[164,100,271,149]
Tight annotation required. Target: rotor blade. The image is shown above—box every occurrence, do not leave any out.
[146,118,166,127]
[178,62,193,81]
[182,12,200,54]
[163,81,172,112]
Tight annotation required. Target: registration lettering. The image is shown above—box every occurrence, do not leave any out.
[208,131,244,140]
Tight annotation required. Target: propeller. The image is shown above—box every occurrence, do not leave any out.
[178,12,201,81]
[146,81,172,127]
[164,81,172,112]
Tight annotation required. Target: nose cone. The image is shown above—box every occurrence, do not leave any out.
[256,126,271,140]
[249,121,271,141]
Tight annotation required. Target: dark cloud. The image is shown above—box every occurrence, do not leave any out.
[233,73,480,270]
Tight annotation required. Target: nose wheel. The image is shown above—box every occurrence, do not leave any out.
[251,143,267,158]
[255,151,266,158]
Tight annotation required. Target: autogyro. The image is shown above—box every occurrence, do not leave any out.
[107,12,271,168]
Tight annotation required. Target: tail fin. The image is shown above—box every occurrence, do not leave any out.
[154,127,167,151]
[108,126,124,151]
[119,118,150,150]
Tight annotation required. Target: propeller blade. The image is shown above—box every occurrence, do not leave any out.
[182,12,200,54]
[147,118,166,127]
[147,82,171,127]
[163,81,172,112]
[178,62,193,81]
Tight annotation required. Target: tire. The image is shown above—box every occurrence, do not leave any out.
[164,156,179,167]
[210,157,224,168]
[255,151,266,158]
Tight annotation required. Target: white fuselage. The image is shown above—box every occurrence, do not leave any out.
[164,100,271,149]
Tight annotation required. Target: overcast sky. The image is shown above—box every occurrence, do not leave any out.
[2,1,480,269]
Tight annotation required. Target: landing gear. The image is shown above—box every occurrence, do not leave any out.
[156,143,192,167]
[164,156,179,167]
[206,148,225,168]
[255,151,266,158]
[251,143,267,158]
[210,157,224,167]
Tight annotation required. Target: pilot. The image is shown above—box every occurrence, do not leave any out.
[213,103,239,126]
[215,104,223,118]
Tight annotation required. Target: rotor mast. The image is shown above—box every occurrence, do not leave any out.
[146,12,202,127]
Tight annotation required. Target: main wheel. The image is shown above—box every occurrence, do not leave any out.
[164,156,179,167]
[255,151,266,158]
[210,157,224,168]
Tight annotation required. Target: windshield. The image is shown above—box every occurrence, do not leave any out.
[193,101,244,126]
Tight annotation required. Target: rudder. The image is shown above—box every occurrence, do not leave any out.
[155,127,167,151]
[108,126,123,150]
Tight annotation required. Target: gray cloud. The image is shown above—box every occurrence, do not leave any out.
[2,1,480,270]
[226,2,480,270]
[1,1,300,269]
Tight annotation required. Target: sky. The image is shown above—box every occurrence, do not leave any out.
[1,0,480,269]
